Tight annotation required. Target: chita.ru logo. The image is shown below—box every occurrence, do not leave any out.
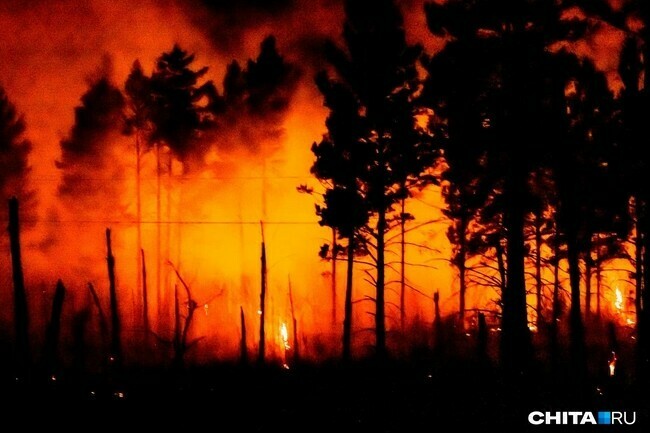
[528,411,636,425]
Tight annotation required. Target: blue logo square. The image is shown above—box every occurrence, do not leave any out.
[598,412,611,425]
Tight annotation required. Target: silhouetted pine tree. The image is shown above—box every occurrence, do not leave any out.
[550,54,627,377]
[314,0,436,358]
[570,0,650,383]
[618,31,650,378]
[421,35,494,329]
[149,45,218,165]
[0,86,34,221]
[308,68,370,360]
[125,60,153,334]
[219,36,296,155]
[56,74,126,217]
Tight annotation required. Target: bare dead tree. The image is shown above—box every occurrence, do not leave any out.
[240,306,248,364]
[168,262,204,369]
[433,291,442,355]
[87,282,109,347]
[288,276,299,364]
[8,197,30,380]
[331,228,337,328]
[258,221,267,364]
[141,249,150,340]
[44,280,66,377]
[106,228,121,364]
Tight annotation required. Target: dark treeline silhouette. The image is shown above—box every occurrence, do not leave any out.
[310,0,437,359]
[306,0,649,387]
[573,0,650,385]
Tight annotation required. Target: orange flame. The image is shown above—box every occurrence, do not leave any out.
[614,287,623,313]
[280,322,290,351]
[280,322,290,369]
[608,351,617,377]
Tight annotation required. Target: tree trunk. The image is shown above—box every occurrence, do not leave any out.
[87,283,109,350]
[343,237,354,361]
[240,306,248,364]
[433,291,442,355]
[165,152,172,320]
[641,208,650,380]
[400,197,406,333]
[8,197,30,380]
[458,215,468,330]
[288,278,299,364]
[106,229,122,365]
[44,280,66,376]
[459,260,467,330]
[141,249,150,338]
[634,214,644,326]
[596,247,602,319]
[376,207,387,359]
[585,241,592,321]
[638,16,650,384]
[501,176,530,374]
[258,224,267,364]
[156,144,162,329]
[553,248,560,323]
[477,312,487,362]
[331,228,337,329]
[135,133,142,328]
[173,285,182,369]
[551,237,561,369]
[495,240,507,295]
[534,209,543,328]
[567,236,585,377]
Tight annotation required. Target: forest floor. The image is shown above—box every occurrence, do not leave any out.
[2,357,648,432]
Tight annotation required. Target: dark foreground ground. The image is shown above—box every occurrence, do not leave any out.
[1,358,648,432]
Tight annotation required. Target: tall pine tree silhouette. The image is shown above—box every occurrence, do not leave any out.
[421,34,493,329]
[425,0,588,374]
[311,70,370,360]
[314,0,435,358]
[0,86,33,217]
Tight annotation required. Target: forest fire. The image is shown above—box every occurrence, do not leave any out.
[0,0,649,423]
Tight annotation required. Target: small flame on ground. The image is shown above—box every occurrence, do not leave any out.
[280,322,291,369]
[608,351,617,377]
[615,287,623,312]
